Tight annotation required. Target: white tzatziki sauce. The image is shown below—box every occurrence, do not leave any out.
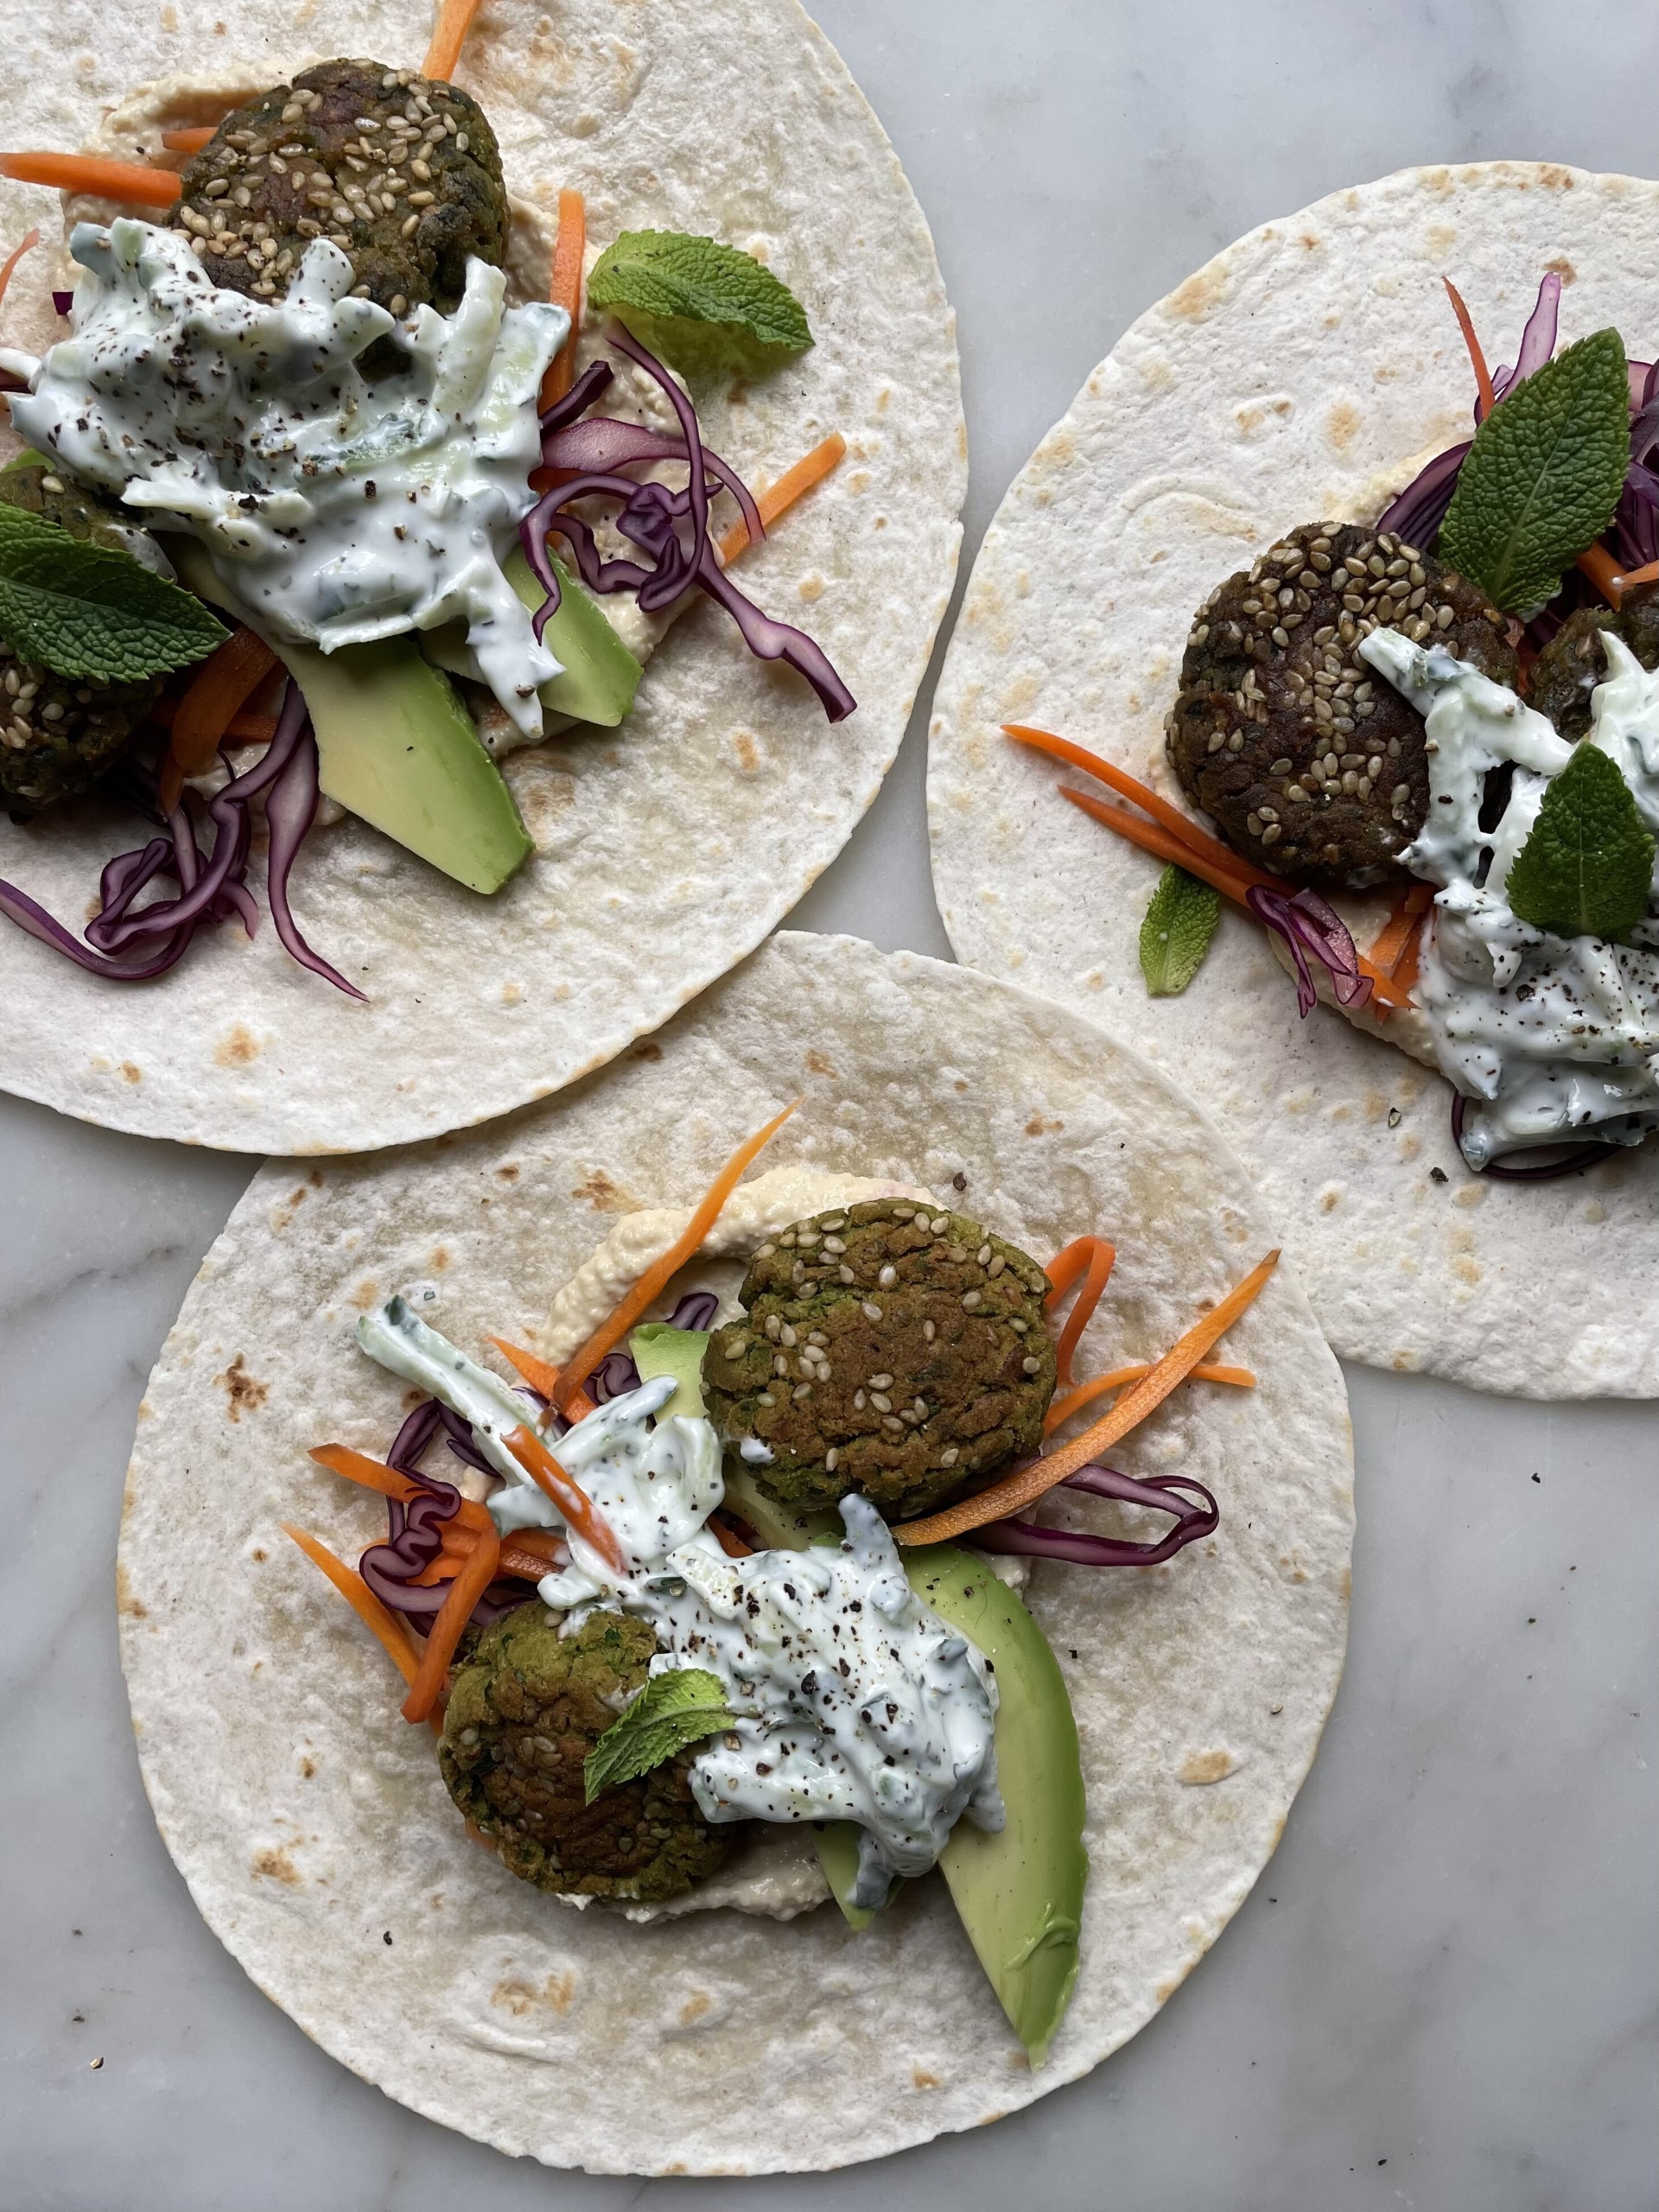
[1361,626,1659,1166]
[0,219,566,737]
[357,1302,1004,1910]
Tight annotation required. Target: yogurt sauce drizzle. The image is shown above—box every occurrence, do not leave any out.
[1,219,567,736]
[1361,626,1659,1166]
[358,1298,1003,1906]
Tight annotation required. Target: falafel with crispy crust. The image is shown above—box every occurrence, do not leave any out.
[440,1606,730,1904]
[1165,520,1517,889]
[171,60,507,334]
[0,462,164,820]
[1527,582,1659,741]
[702,1199,1058,1521]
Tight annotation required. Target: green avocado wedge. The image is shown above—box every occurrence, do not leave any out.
[168,542,531,894]
[422,547,642,728]
[906,1546,1087,2066]
[629,1323,711,1420]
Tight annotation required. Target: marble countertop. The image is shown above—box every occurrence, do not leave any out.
[3,3,1656,2206]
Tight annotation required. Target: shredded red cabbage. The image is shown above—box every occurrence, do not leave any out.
[973,1465,1218,1567]
[0,676,361,995]
[1246,883,1373,1019]
[51,288,73,316]
[589,1288,726,1402]
[1449,1090,1626,1181]
[521,325,855,722]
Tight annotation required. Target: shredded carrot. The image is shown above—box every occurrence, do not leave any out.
[504,1425,626,1573]
[0,225,41,311]
[1044,1360,1255,1436]
[283,1522,444,1734]
[160,126,217,155]
[1058,784,1408,1013]
[1390,917,1427,998]
[541,189,586,411]
[1368,880,1433,976]
[895,1249,1281,1545]
[1044,1235,1116,1389]
[158,626,278,812]
[550,1099,801,1412]
[709,1513,754,1559]
[308,1442,495,1534]
[431,1519,566,1581]
[1442,276,1496,422]
[1005,723,1268,893]
[401,1525,501,1724]
[1612,557,1659,597]
[1577,541,1625,608]
[154,699,277,746]
[423,0,484,82]
[489,1338,597,1424]
[717,434,848,566]
[0,153,181,207]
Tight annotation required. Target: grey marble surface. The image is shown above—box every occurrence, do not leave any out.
[3,2,1657,2206]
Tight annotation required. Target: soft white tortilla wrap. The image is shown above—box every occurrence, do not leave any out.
[930,162,1659,1398]
[119,931,1351,2173]
[0,0,963,1153]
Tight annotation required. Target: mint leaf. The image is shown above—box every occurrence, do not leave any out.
[1139,863,1221,995]
[0,503,226,681]
[583,1666,734,1803]
[1504,742,1655,941]
[1438,329,1630,613]
[587,230,812,379]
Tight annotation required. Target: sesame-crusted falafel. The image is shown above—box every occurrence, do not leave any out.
[171,60,508,336]
[440,1605,730,1904]
[1527,582,1659,742]
[0,462,163,820]
[1165,521,1517,889]
[702,1199,1058,1521]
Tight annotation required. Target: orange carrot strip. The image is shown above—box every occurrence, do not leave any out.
[0,226,41,309]
[423,0,484,82]
[159,626,277,810]
[709,1513,754,1559]
[716,434,848,565]
[401,1526,501,1724]
[1059,785,1408,1014]
[1005,722,1269,892]
[895,1249,1281,1545]
[505,1425,626,1574]
[1390,915,1427,998]
[1442,276,1496,421]
[282,1523,442,1734]
[1044,1360,1255,1436]
[489,1338,598,1424]
[308,1442,495,1534]
[541,189,586,411]
[1368,881,1433,976]
[160,126,216,155]
[153,699,277,746]
[1611,557,1659,598]
[0,153,181,207]
[1043,1235,1116,1388]
[433,1519,566,1581]
[1577,541,1625,608]
[550,1099,801,1411]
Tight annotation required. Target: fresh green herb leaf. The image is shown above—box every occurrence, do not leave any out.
[1139,863,1221,995]
[583,1666,735,1803]
[1503,741,1656,942]
[1438,328,1630,613]
[0,503,226,681]
[587,230,812,379]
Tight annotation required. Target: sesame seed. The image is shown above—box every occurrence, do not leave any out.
[861,1302,882,1322]
[961,1291,982,1310]
[868,1393,893,1413]
[939,1448,959,1467]
[824,1449,839,1471]
[877,1264,897,1288]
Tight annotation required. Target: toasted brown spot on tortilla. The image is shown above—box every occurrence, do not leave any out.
[912,2067,940,2090]
[299,1757,315,1778]
[734,730,760,772]
[1544,255,1577,284]
[805,1048,837,1077]
[217,1353,268,1422]
[572,1169,624,1211]
[1024,1113,1063,1135]
[213,1023,261,1067]
[628,1041,664,1061]
[1180,1748,1235,1785]
[679,1991,714,2026]
[120,1062,142,1084]
[349,1280,380,1311]
[495,1163,520,1181]
[430,1247,450,1271]
[1325,398,1360,454]
[1166,262,1226,321]
[115,1563,147,1620]
[252,1846,301,1887]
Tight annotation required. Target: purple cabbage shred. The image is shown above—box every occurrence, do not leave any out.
[973,1465,1219,1567]
[521,322,855,721]
[1246,883,1373,1019]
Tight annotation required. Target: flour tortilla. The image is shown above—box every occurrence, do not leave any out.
[930,162,1659,1398]
[0,1,963,1154]
[119,931,1351,2174]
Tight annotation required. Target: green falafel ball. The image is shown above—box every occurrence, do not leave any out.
[440,1605,730,1904]
[0,463,163,820]
[172,60,508,340]
[702,1198,1058,1521]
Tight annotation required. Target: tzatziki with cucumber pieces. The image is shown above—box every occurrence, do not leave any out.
[291,1115,1275,2064]
[0,25,852,990]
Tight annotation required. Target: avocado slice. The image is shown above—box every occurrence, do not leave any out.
[629,1322,711,1420]
[168,542,531,895]
[814,1818,891,1930]
[423,549,642,728]
[906,1547,1087,2065]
